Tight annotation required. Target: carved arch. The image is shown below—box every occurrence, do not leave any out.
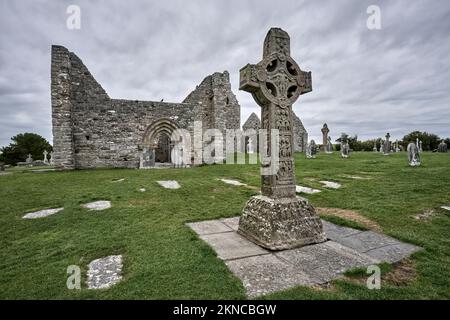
[142,118,179,149]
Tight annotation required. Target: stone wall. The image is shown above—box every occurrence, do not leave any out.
[292,112,308,152]
[51,45,240,169]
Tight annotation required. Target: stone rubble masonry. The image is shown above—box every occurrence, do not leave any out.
[51,45,240,169]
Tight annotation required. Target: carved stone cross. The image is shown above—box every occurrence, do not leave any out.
[240,28,311,199]
[238,28,325,250]
[321,123,330,147]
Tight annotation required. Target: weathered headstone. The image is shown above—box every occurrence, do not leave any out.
[340,134,349,158]
[326,136,333,153]
[49,151,54,165]
[407,142,421,166]
[379,140,384,153]
[341,142,350,158]
[321,123,329,151]
[43,150,49,164]
[306,140,318,159]
[0,162,4,171]
[26,154,33,164]
[419,140,423,153]
[383,133,391,155]
[373,142,377,152]
[438,140,448,153]
[247,137,256,154]
[238,28,326,250]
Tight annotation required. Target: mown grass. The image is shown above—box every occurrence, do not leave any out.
[0,152,449,299]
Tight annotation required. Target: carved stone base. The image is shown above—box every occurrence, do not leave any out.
[238,195,327,251]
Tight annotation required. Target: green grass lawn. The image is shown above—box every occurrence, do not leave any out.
[0,152,449,299]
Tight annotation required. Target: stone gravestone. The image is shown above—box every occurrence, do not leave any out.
[373,142,377,152]
[326,136,333,153]
[438,140,448,153]
[341,141,350,158]
[238,28,326,250]
[247,138,255,154]
[419,140,423,153]
[407,142,421,166]
[140,147,155,168]
[305,142,312,158]
[321,123,329,151]
[43,150,49,164]
[383,133,391,155]
[26,154,33,164]
[49,151,54,165]
[306,140,318,159]
[379,140,384,153]
[0,162,4,171]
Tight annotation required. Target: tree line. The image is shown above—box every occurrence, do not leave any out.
[334,131,449,152]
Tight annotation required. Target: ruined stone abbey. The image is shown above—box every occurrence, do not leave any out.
[51,45,307,169]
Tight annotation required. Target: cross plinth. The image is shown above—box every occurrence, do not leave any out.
[238,28,326,250]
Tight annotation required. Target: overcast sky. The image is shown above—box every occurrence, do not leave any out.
[1,0,450,147]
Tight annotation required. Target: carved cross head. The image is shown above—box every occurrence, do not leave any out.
[239,28,312,108]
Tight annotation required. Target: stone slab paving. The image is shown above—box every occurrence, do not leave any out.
[219,178,247,186]
[220,217,240,231]
[199,232,268,260]
[187,217,421,298]
[225,254,315,298]
[23,207,64,219]
[296,185,321,194]
[275,241,378,283]
[441,206,450,211]
[87,255,123,289]
[321,220,363,241]
[81,200,111,211]
[319,181,342,189]
[188,220,233,235]
[157,180,181,189]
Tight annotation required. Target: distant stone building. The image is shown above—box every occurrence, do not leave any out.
[242,111,308,152]
[51,45,240,169]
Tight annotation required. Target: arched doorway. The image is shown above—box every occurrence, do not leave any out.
[141,119,178,168]
[155,132,171,163]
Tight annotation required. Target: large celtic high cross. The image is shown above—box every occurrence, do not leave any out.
[240,28,312,198]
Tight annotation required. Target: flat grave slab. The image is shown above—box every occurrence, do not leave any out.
[87,255,123,289]
[23,207,64,219]
[319,181,342,189]
[81,200,111,211]
[296,185,321,194]
[441,206,450,211]
[157,180,181,189]
[188,216,421,298]
[219,178,247,186]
